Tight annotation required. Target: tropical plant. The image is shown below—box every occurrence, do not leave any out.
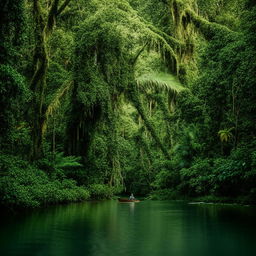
[218,128,234,142]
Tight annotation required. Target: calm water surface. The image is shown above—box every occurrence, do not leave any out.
[0,200,256,256]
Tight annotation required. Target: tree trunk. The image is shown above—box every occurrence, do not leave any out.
[30,0,48,159]
[129,85,171,160]
[30,0,72,160]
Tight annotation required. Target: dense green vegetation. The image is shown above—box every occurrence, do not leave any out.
[0,0,255,208]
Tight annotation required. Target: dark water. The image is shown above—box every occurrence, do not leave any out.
[1,201,256,256]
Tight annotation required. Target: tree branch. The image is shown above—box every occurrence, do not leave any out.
[147,24,184,49]
[46,0,60,35]
[185,8,235,40]
[33,0,45,31]
[57,0,72,16]
[132,42,149,66]
[129,83,171,160]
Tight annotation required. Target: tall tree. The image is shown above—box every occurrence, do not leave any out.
[30,0,72,159]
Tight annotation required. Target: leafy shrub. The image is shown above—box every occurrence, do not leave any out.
[0,156,90,208]
[0,154,29,173]
[148,189,180,200]
[0,65,30,151]
[151,159,180,189]
[211,156,247,196]
[179,158,213,196]
[152,170,180,190]
[88,184,114,200]
[36,152,82,179]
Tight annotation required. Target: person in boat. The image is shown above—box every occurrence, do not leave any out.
[129,193,135,200]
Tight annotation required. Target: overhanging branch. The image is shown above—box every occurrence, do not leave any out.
[132,41,149,66]
[57,0,72,16]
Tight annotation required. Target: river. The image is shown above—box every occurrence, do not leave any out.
[0,200,256,256]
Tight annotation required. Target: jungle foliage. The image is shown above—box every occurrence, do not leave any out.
[0,0,255,208]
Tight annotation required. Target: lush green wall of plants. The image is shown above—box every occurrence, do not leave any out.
[0,0,255,208]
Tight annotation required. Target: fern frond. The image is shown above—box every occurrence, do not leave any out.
[136,72,184,94]
[54,152,82,168]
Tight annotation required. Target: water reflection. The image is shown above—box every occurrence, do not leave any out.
[0,201,256,256]
[129,202,135,214]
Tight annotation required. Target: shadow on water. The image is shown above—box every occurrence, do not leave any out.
[0,201,256,256]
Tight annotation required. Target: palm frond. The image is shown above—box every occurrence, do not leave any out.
[218,127,234,143]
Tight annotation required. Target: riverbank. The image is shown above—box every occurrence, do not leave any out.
[190,195,256,206]
[0,166,114,209]
[0,155,116,209]
[147,190,256,206]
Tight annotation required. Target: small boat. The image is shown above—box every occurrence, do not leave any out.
[118,198,140,203]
